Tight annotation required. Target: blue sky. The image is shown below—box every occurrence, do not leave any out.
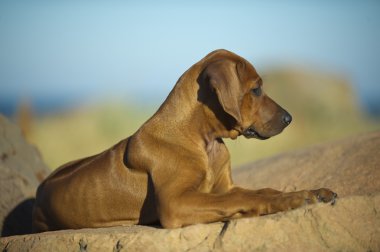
[1,1,380,114]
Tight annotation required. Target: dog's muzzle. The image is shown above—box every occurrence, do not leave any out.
[242,127,269,140]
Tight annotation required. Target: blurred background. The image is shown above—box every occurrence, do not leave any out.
[1,0,379,169]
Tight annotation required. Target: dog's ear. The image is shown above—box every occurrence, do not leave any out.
[204,60,243,124]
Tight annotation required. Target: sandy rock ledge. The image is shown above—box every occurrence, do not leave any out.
[1,194,379,251]
[0,115,50,237]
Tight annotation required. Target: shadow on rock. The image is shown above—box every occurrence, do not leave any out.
[1,198,35,237]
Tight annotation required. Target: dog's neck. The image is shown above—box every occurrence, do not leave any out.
[138,66,239,148]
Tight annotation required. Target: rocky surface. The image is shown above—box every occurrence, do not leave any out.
[0,125,379,251]
[1,194,379,251]
[234,130,380,198]
[0,115,50,236]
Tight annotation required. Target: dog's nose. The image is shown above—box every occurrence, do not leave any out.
[282,112,292,125]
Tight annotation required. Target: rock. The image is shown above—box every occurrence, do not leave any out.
[0,115,50,236]
[1,129,379,251]
[1,194,379,251]
[233,130,380,197]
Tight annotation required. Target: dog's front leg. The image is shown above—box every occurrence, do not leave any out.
[153,167,336,228]
[231,187,337,217]
[152,166,264,228]
[156,188,273,228]
[157,188,336,228]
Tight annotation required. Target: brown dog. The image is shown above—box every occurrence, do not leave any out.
[32,49,337,232]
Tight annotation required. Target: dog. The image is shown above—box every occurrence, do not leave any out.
[32,49,337,232]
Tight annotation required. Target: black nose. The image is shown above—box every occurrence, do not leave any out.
[282,112,292,125]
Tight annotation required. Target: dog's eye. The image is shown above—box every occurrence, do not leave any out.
[251,87,262,96]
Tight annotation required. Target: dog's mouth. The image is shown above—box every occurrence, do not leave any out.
[242,127,270,140]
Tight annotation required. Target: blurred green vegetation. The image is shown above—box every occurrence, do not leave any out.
[28,68,380,169]
[29,103,150,169]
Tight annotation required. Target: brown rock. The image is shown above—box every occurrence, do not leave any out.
[233,130,380,197]
[0,129,379,251]
[0,115,50,236]
[1,194,379,251]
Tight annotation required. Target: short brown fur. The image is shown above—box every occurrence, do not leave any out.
[32,49,336,232]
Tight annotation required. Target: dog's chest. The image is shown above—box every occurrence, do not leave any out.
[198,140,229,193]
[198,169,215,193]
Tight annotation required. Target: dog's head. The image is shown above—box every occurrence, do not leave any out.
[199,49,292,140]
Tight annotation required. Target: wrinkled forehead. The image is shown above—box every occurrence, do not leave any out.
[237,58,261,83]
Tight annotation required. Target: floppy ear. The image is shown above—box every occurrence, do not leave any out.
[204,60,243,123]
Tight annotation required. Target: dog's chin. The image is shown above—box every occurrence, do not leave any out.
[242,127,270,140]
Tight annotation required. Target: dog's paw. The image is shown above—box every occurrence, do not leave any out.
[268,188,338,214]
[310,188,338,205]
